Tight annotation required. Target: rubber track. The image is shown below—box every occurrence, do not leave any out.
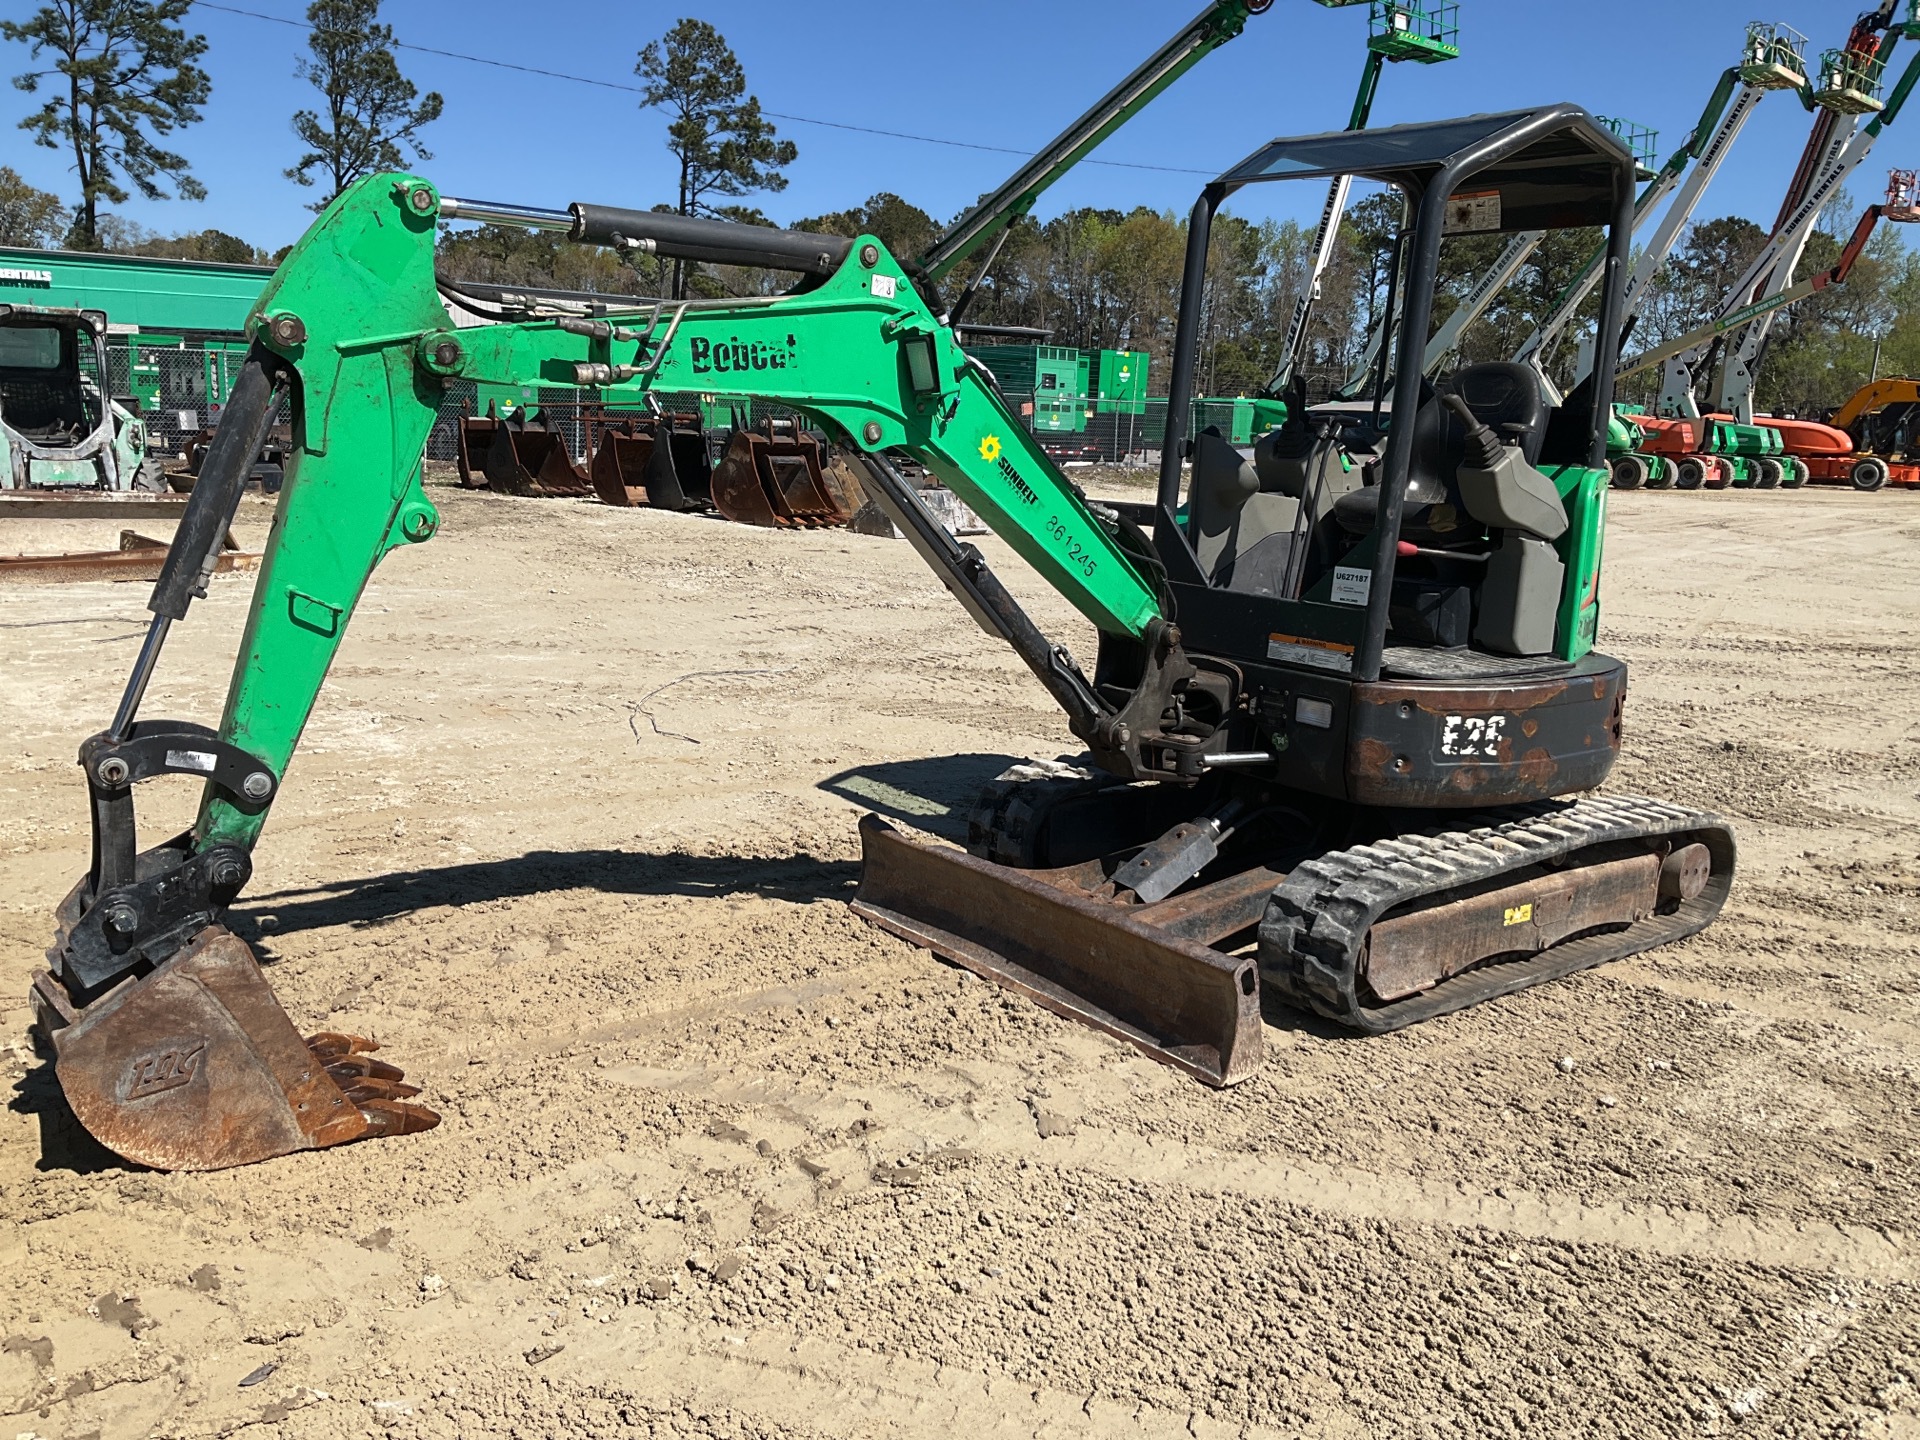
[1258,793,1736,1034]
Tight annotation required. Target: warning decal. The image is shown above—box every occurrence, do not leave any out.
[1266,633,1355,673]
[1444,189,1502,234]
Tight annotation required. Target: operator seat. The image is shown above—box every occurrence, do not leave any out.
[1331,362,1548,542]
[0,340,87,439]
[1186,427,1300,596]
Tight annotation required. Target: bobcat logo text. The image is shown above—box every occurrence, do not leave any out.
[688,335,796,375]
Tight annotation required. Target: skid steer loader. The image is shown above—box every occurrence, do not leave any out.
[31,104,1732,1172]
[1,305,164,492]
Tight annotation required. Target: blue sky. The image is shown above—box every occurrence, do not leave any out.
[0,0,1895,251]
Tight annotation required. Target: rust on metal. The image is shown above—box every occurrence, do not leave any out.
[1346,661,1627,808]
[0,492,275,520]
[455,401,592,496]
[711,421,852,527]
[31,926,438,1171]
[851,815,1263,1086]
[0,530,259,584]
[1363,849,1662,1003]
[1134,865,1287,946]
[585,411,711,510]
[1659,841,1711,902]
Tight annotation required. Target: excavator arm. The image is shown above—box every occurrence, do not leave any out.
[199,175,1170,858]
[1829,376,1920,430]
[33,175,1200,1171]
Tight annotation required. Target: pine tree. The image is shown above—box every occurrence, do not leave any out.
[3,0,210,249]
[636,19,796,297]
[285,0,443,210]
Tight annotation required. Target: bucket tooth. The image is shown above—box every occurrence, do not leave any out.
[31,926,440,1172]
[851,815,1263,1086]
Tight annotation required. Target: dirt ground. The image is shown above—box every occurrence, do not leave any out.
[2,476,1917,1439]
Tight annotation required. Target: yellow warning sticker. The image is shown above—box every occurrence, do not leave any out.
[1503,903,1533,927]
[978,434,1002,462]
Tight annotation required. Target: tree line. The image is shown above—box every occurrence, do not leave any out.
[2,6,1912,416]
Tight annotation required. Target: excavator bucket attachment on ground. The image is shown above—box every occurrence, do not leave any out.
[711,420,852,527]
[586,413,711,510]
[30,925,438,1171]
[852,815,1264,1086]
[456,403,592,497]
[498,411,592,497]
[455,405,500,489]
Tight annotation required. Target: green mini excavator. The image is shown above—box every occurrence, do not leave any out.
[32,104,1734,1170]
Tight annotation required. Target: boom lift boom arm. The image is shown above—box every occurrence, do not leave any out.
[915,0,1273,288]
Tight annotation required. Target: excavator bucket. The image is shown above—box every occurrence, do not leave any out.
[454,403,501,489]
[30,925,438,1171]
[586,413,712,510]
[495,410,593,497]
[852,816,1264,1086]
[711,420,853,527]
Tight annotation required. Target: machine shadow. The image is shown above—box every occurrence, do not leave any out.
[231,751,1034,948]
[231,847,862,953]
[814,752,1031,842]
[9,1051,143,1176]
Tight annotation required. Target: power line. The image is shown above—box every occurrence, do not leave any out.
[191,1,1215,175]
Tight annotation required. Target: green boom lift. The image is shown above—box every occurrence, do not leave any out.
[34,105,1733,1173]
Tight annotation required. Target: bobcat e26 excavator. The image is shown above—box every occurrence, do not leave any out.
[32,104,1734,1171]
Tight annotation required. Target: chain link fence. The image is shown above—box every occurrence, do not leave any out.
[109,342,1212,472]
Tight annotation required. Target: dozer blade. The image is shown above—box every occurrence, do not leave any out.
[30,926,438,1171]
[851,815,1262,1086]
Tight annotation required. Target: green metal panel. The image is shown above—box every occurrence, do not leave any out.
[965,344,1040,394]
[1034,346,1084,399]
[0,245,267,335]
[1092,349,1149,414]
[1546,464,1607,662]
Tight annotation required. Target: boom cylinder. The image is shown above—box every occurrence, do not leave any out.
[566,205,852,276]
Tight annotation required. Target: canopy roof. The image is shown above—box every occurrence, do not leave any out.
[1217,104,1632,233]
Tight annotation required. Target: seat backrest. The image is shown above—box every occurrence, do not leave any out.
[1401,361,1548,506]
[1187,427,1299,595]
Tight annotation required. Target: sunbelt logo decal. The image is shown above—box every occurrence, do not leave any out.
[689,334,795,374]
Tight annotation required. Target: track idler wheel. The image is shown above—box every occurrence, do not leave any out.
[30,926,438,1171]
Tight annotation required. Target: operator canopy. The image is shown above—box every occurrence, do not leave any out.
[1217,104,1632,231]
